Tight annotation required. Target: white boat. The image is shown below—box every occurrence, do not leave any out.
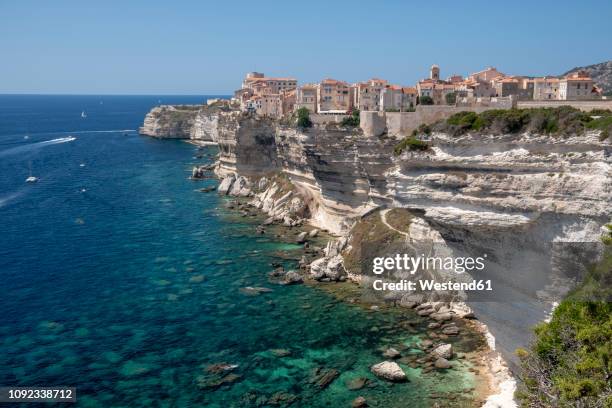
[24,135,29,140]
[81,110,87,118]
[26,161,38,183]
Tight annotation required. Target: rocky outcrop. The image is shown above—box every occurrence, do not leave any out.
[140,104,233,142]
[139,105,201,138]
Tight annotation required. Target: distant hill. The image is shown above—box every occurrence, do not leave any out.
[563,60,612,95]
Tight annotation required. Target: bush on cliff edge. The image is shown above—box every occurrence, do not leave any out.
[296,107,313,128]
[516,225,612,407]
[340,109,360,127]
[436,107,612,138]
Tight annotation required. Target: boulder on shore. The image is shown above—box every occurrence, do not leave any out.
[382,348,401,359]
[296,231,308,244]
[370,361,407,382]
[218,175,235,195]
[282,271,303,285]
[431,343,453,359]
[434,358,451,369]
[309,255,347,281]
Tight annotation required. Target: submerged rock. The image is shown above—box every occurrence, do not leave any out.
[434,358,451,369]
[197,373,241,390]
[189,274,205,283]
[310,368,339,389]
[267,391,297,406]
[352,396,368,408]
[239,286,273,296]
[345,377,370,391]
[370,361,407,382]
[205,363,239,374]
[382,348,401,359]
[270,348,291,358]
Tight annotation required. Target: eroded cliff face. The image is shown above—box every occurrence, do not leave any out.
[139,105,226,142]
[141,106,609,374]
[211,112,611,368]
[387,131,610,364]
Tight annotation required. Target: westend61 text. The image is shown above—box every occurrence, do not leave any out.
[372,279,493,292]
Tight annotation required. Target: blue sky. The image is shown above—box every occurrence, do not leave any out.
[1,0,610,94]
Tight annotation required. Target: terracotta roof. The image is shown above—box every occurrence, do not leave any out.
[246,77,297,83]
[321,78,349,87]
[533,77,560,83]
[402,87,417,94]
[564,76,592,81]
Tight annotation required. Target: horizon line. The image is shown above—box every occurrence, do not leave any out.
[0,93,234,97]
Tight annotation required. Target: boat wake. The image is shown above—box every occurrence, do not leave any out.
[0,191,24,209]
[0,129,136,142]
[0,136,76,158]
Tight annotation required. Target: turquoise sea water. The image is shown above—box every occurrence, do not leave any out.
[0,95,480,407]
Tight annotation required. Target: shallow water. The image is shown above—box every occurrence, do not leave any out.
[0,95,481,407]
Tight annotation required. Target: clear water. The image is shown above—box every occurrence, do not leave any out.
[0,95,480,407]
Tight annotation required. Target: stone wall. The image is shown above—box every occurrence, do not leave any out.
[310,113,348,124]
[361,106,495,138]
[516,99,612,111]
[360,99,612,138]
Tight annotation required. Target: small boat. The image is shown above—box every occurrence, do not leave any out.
[81,110,87,118]
[24,135,30,140]
[26,161,38,183]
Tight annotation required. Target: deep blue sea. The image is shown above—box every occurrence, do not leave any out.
[0,95,480,407]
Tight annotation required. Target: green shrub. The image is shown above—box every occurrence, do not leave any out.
[296,107,312,128]
[586,115,612,141]
[341,109,360,127]
[417,123,431,135]
[394,137,430,155]
[419,95,434,105]
[516,230,612,407]
[447,111,479,127]
[436,107,612,137]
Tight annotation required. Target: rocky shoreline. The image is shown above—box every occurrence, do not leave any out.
[143,104,610,407]
[212,168,515,407]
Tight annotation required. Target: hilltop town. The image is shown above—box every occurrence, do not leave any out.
[230,65,605,118]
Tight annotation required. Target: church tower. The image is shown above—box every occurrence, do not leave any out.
[430,64,440,81]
